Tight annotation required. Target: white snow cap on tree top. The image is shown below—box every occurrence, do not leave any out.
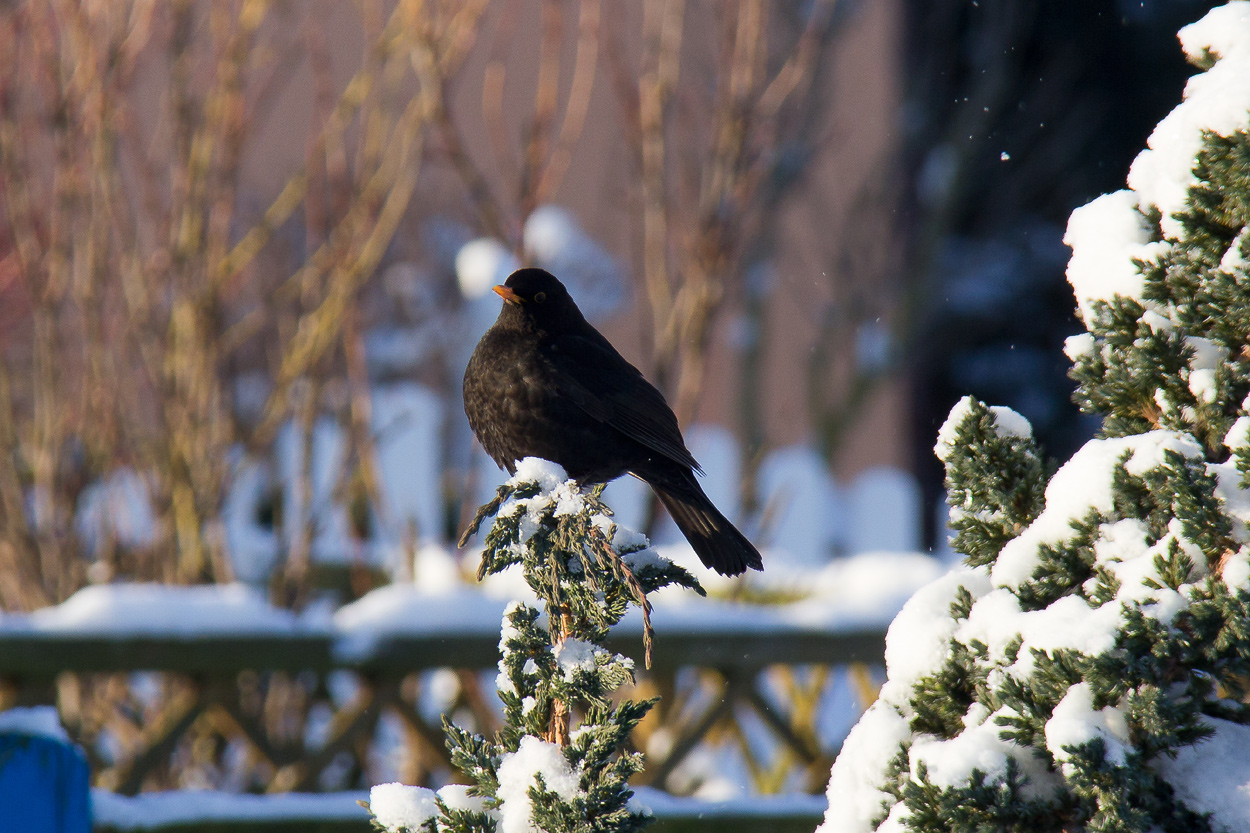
[934,396,1031,463]
[1132,2,1250,239]
[1065,2,1250,324]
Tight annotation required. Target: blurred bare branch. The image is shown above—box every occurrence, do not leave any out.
[0,0,480,607]
[0,0,880,607]
[602,0,844,427]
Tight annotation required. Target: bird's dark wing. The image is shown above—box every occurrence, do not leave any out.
[542,334,703,474]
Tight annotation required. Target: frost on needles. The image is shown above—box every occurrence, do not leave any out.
[819,4,1250,832]
[368,458,703,833]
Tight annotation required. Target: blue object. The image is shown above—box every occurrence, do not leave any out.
[0,726,91,833]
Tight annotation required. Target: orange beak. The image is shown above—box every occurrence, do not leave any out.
[493,285,523,305]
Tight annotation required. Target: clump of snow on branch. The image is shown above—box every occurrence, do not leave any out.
[367,782,493,833]
[368,783,438,832]
[496,735,582,833]
[934,397,1032,463]
[1044,683,1130,772]
[1062,191,1164,325]
[1130,2,1250,239]
[492,459,596,545]
[1066,1,1250,325]
[989,429,1203,588]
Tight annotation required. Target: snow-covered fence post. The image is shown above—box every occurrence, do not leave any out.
[367,458,704,833]
[818,4,1250,832]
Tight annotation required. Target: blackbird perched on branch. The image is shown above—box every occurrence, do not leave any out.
[462,268,763,576]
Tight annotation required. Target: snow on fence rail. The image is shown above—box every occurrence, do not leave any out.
[0,574,924,804]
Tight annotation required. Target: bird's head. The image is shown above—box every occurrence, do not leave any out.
[493,268,585,332]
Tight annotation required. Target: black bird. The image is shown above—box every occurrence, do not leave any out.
[463,268,763,576]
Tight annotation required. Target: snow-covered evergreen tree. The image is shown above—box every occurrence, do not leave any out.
[819,4,1250,832]
[368,458,703,833]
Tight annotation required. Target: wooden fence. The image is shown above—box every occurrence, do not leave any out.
[0,619,885,830]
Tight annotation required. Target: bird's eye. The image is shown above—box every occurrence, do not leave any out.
[534,292,547,303]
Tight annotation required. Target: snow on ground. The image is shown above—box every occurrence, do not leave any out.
[600,473,651,535]
[334,538,941,666]
[91,785,826,830]
[225,381,447,583]
[222,454,281,584]
[341,781,830,831]
[275,417,361,567]
[0,547,939,650]
[92,789,371,830]
[639,548,943,633]
[630,786,827,820]
[651,425,744,548]
[685,425,744,527]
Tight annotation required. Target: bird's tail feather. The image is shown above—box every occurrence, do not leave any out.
[652,484,763,577]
